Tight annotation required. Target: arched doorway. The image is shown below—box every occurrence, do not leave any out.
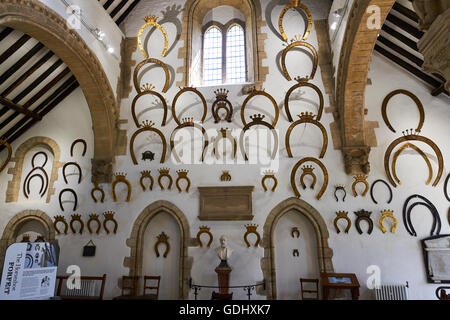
[0,0,119,182]
[261,197,334,300]
[124,201,193,299]
[0,210,56,274]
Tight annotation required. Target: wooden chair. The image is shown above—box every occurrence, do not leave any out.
[143,276,161,299]
[300,278,319,300]
[436,287,450,300]
[211,291,233,300]
[121,276,139,296]
[55,274,106,300]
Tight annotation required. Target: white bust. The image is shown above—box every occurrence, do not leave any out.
[215,235,233,261]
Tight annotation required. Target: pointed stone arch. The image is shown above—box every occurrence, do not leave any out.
[260,197,334,300]
[123,200,194,299]
[0,0,119,182]
[0,210,56,274]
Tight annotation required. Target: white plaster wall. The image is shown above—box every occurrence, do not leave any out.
[0,0,449,301]
[38,0,123,95]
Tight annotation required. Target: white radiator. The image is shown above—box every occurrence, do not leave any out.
[64,280,96,297]
[375,284,409,300]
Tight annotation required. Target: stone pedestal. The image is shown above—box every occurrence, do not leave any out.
[215,266,232,294]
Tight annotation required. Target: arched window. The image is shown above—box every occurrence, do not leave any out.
[226,24,246,84]
[201,19,247,85]
[203,26,223,85]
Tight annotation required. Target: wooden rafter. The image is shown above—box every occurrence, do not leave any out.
[0,95,41,120]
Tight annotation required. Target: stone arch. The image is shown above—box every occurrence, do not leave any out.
[0,210,56,274]
[260,197,334,300]
[0,0,119,182]
[178,0,268,87]
[6,136,62,203]
[123,200,194,299]
[334,0,395,175]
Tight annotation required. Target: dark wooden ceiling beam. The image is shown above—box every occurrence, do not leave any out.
[116,0,140,25]
[0,95,41,120]
[0,42,45,86]
[110,0,129,19]
[386,13,424,39]
[103,0,115,10]
[0,27,13,42]
[392,2,419,23]
[375,44,447,95]
[1,50,53,97]
[0,34,31,64]
[377,35,423,67]
[381,24,418,51]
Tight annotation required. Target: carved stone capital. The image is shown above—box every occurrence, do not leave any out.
[91,158,114,184]
[412,0,450,30]
[418,8,450,92]
[342,146,371,175]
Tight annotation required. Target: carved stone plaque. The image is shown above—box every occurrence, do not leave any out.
[198,186,254,221]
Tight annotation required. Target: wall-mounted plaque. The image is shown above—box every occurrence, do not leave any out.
[198,186,254,221]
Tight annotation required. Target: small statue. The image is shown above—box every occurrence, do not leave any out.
[215,235,233,267]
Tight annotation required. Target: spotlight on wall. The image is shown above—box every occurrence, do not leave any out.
[333,7,345,18]
[107,46,115,54]
[330,22,338,30]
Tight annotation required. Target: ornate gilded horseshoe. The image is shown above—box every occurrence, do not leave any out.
[170,120,209,163]
[285,112,328,158]
[0,137,12,173]
[278,0,312,42]
[176,170,190,193]
[334,185,346,202]
[244,224,261,248]
[24,173,45,198]
[212,89,233,123]
[334,211,351,234]
[70,139,87,157]
[379,210,397,234]
[239,114,278,161]
[291,227,300,238]
[445,173,450,202]
[134,58,170,93]
[63,162,82,184]
[240,89,279,128]
[70,214,84,234]
[23,167,49,198]
[131,86,168,127]
[384,131,444,187]
[354,210,373,235]
[197,226,213,248]
[103,212,118,234]
[285,79,324,122]
[262,171,278,192]
[381,89,425,133]
[54,215,68,235]
[300,165,316,189]
[158,168,173,190]
[137,15,168,58]
[352,175,369,197]
[59,188,78,211]
[213,128,237,159]
[130,120,167,165]
[392,142,433,186]
[172,87,207,125]
[32,151,48,168]
[87,214,101,234]
[154,232,170,258]
[111,173,132,202]
[140,170,154,191]
[91,182,105,203]
[281,40,318,81]
[291,157,328,200]
[370,179,393,204]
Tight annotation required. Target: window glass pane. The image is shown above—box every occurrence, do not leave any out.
[203,27,222,85]
[226,25,246,84]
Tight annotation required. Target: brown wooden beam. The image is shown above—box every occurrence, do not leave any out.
[0,95,41,120]
[0,27,13,42]
[0,34,31,64]
[386,13,424,39]
[116,0,140,25]
[392,2,419,23]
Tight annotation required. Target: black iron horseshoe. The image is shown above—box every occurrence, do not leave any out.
[59,188,78,211]
[406,202,441,237]
[370,179,393,204]
[334,186,346,202]
[62,162,82,184]
[444,173,450,202]
[403,194,440,237]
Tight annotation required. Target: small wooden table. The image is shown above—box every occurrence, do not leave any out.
[320,273,360,300]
